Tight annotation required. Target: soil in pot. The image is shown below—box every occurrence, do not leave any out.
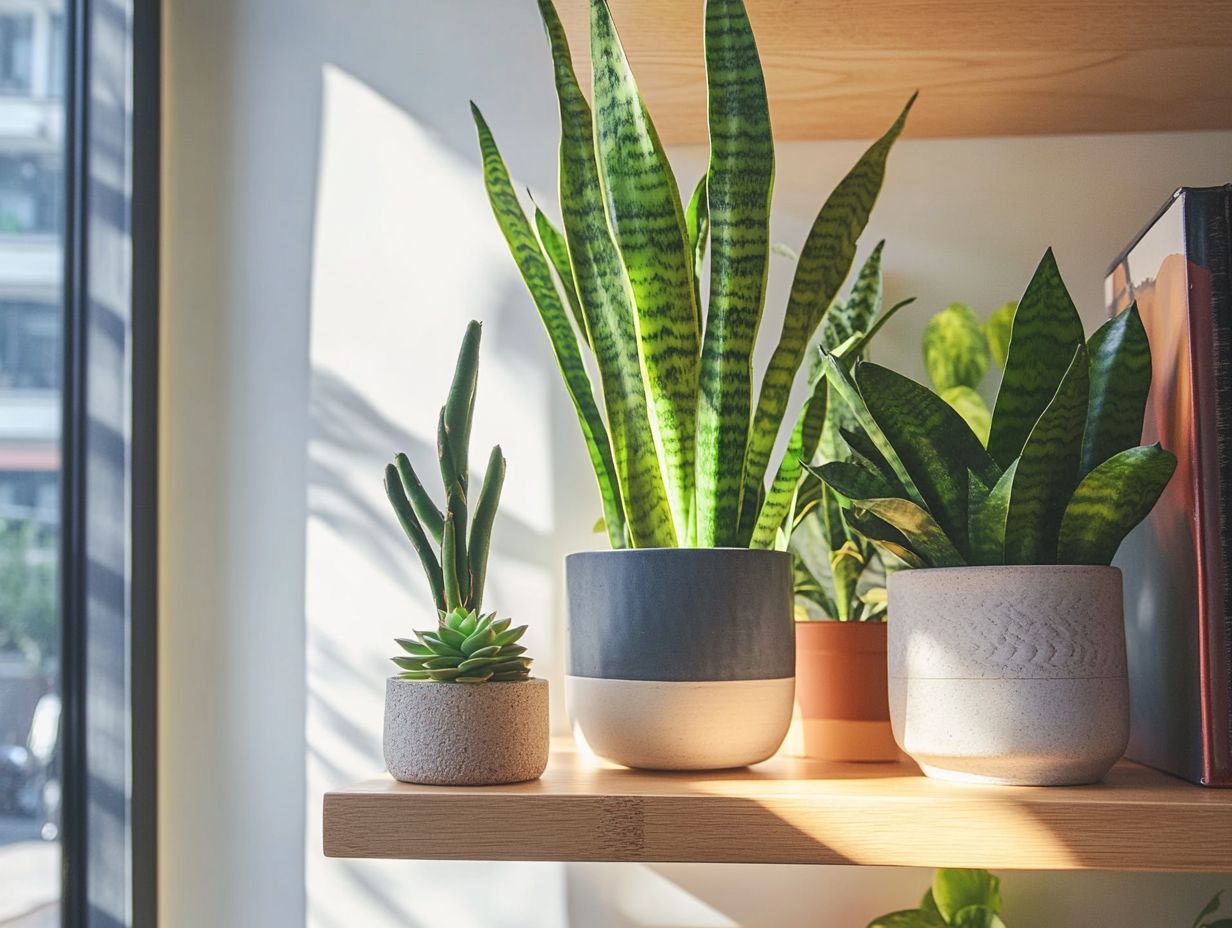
[787,620,901,762]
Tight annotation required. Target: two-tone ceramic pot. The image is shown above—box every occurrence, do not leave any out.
[565,548,795,770]
[888,565,1129,786]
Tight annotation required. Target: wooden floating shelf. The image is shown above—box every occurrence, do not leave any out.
[554,0,1232,142]
[324,740,1232,871]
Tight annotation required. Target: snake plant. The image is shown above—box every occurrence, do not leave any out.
[790,244,914,620]
[809,249,1176,568]
[384,321,520,682]
[473,0,912,549]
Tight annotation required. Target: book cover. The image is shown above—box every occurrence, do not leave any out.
[1106,185,1232,786]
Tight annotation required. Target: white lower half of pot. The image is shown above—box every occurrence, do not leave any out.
[566,676,795,771]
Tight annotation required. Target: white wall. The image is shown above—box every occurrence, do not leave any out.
[160,1,1232,926]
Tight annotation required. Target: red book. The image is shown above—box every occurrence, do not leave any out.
[1107,185,1232,786]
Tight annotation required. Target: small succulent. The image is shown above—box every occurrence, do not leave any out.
[868,868,1007,928]
[383,320,533,683]
[810,249,1177,569]
[392,608,530,683]
[922,300,1016,444]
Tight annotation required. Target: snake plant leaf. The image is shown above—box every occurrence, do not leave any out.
[384,463,445,611]
[854,361,1000,555]
[438,408,469,603]
[750,396,807,549]
[536,0,675,548]
[1057,443,1176,565]
[741,94,915,523]
[696,0,774,547]
[845,509,925,566]
[940,385,992,446]
[685,174,709,330]
[805,460,898,503]
[1081,303,1151,477]
[467,444,505,611]
[799,371,829,466]
[984,301,1016,370]
[591,0,699,539]
[924,303,990,392]
[444,320,481,496]
[533,205,588,346]
[1004,345,1089,564]
[851,498,965,568]
[968,460,1017,565]
[819,241,884,352]
[393,452,444,547]
[988,249,1085,469]
[837,425,901,491]
[821,353,925,509]
[472,102,629,548]
[834,297,918,368]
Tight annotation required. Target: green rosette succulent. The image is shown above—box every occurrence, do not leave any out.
[392,608,531,684]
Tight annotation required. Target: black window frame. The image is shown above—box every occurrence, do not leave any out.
[60,0,159,925]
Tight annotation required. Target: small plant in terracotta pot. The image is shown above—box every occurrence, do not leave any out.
[381,320,548,786]
[812,250,1176,786]
[788,244,914,762]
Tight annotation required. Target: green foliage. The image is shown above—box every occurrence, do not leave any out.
[868,869,1006,928]
[0,520,57,668]
[921,301,1016,445]
[789,252,915,621]
[475,0,911,549]
[392,608,531,684]
[1193,891,1232,928]
[813,252,1176,567]
[384,322,521,683]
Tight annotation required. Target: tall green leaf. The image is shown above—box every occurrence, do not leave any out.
[988,249,1085,469]
[968,461,1017,566]
[536,0,677,547]
[533,206,588,346]
[750,397,806,549]
[539,13,674,546]
[437,409,469,603]
[591,0,700,540]
[685,174,709,331]
[852,498,965,568]
[1057,444,1176,565]
[695,0,774,547]
[1081,303,1151,476]
[393,452,444,546]
[1004,345,1089,564]
[383,463,445,611]
[806,460,898,502]
[924,303,990,391]
[741,94,915,531]
[819,241,884,352]
[467,445,506,610]
[855,361,1000,556]
[472,103,629,547]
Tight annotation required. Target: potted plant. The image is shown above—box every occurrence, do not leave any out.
[867,869,1007,928]
[811,250,1176,785]
[380,321,549,786]
[472,0,913,770]
[788,243,915,762]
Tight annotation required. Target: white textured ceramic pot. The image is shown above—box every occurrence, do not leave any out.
[383,677,549,786]
[888,565,1129,786]
[566,548,795,771]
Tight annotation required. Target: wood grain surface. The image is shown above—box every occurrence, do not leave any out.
[549,0,1232,141]
[323,739,1232,870]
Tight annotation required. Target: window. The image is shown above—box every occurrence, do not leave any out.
[0,14,34,95]
[0,0,158,925]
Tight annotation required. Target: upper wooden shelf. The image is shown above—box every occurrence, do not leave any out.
[324,740,1232,871]
[555,0,1232,142]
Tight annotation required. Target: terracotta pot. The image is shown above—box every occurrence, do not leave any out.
[788,620,899,762]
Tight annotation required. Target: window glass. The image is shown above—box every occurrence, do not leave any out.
[0,2,62,926]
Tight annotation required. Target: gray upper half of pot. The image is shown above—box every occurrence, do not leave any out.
[565,548,795,682]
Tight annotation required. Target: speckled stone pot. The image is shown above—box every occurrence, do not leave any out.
[888,565,1128,786]
[383,677,549,786]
